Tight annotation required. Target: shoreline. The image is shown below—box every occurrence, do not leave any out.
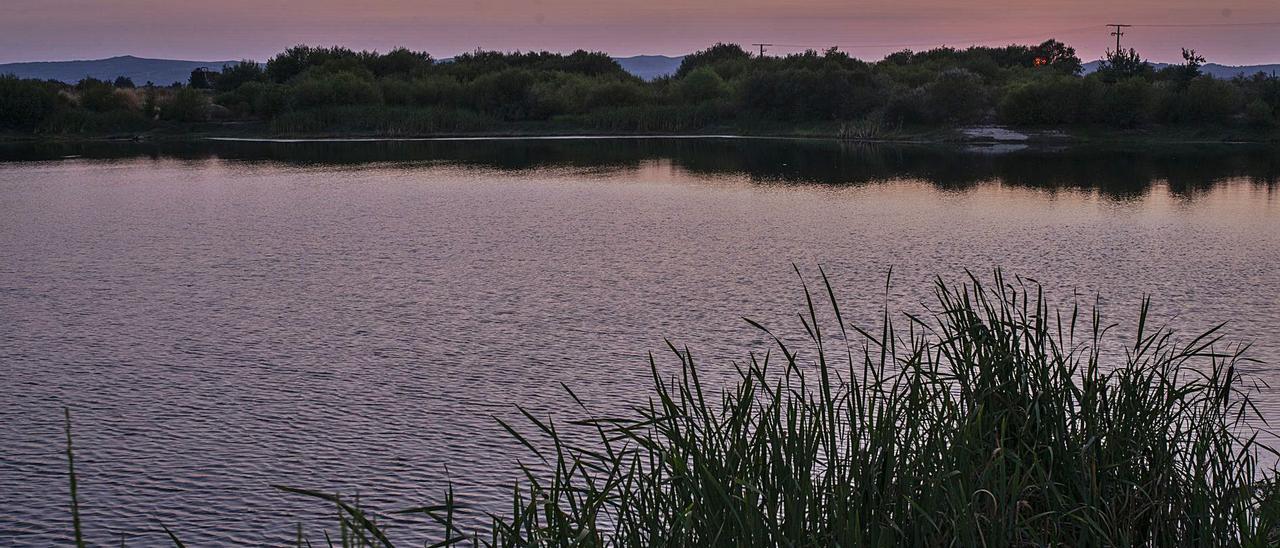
[5,121,1280,148]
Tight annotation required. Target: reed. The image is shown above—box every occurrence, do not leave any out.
[413,270,1280,546]
[66,270,1280,546]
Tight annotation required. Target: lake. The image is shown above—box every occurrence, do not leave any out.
[1,138,1278,545]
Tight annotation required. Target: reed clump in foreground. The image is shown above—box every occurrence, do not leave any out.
[66,271,1280,546]
[270,270,1280,547]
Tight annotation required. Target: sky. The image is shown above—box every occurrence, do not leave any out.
[2,0,1278,65]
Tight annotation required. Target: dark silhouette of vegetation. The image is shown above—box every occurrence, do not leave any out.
[3,40,1280,138]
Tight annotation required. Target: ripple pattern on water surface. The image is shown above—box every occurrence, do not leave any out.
[1,142,1278,545]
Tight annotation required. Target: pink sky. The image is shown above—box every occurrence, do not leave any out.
[3,0,1278,65]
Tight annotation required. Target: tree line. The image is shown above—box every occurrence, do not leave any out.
[2,41,1279,137]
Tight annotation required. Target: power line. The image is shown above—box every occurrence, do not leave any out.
[754,19,1280,53]
[750,43,773,57]
[762,25,1099,51]
[1107,24,1132,52]
[1131,21,1280,28]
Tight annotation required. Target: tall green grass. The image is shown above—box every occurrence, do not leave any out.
[67,271,1280,546]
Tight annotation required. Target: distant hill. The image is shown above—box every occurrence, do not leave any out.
[614,55,684,80]
[0,55,241,85]
[0,54,685,85]
[1081,60,1280,78]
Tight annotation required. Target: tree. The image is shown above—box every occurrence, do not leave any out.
[367,48,433,78]
[675,43,752,78]
[163,87,207,122]
[1032,39,1082,74]
[113,76,136,88]
[189,67,216,89]
[1164,48,1207,86]
[0,75,61,130]
[678,67,729,103]
[924,69,988,123]
[214,61,265,92]
[76,78,129,112]
[1096,48,1151,81]
[142,85,159,119]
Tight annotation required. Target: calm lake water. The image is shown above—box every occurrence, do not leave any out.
[2,138,1279,545]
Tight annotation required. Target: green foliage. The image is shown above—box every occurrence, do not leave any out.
[1094,77,1153,128]
[290,72,381,109]
[1177,77,1241,124]
[0,75,61,130]
[740,53,885,121]
[924,68,989,123]
[112,76,136,88]
[677,67,728,104]
[676,43,752,79]
[2,40,1278,137]
[999,75,1088,125]
[74,78,131,112]
[214,60,266,92]
[467,69,543,120]
[1097,48,1152,82]
[189,68,216,89]
[162,88,208,122]
[38,109,150,134]
[1245,98,1277,128]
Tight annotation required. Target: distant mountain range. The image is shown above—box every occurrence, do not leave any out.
[0,55,241,85]
[0,54,687,84]
[6,55,1277,85]
[1080,60,1280,79]
[613,55,683,80]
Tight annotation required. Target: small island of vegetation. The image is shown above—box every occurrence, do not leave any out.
[3,40,1280,142]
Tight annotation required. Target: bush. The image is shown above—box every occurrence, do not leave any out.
[0,75,61,130]
[1175,77,1241,124]
[1245,98,1277,128]
[1094,77,1153,128]
[923,68,988,123]
[162,88,208,122]
[677,67,729,103]
[214,61,266,92]
[75,79,132,113]
[998,76,1087,125]
[467,69,540,120]
[38,109,150,134]
[289,72,381,109]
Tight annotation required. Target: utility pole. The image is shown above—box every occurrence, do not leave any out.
[751,43,773,57]
[1106,24,1131,53]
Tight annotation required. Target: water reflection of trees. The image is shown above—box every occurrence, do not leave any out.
[3,138,1277,199]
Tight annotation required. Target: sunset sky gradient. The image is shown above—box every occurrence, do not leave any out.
[3,0,1277,64]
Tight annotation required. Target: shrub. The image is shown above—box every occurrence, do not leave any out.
[1175,77,1241,124]
[677,67,729,104]
[998,76,1087,125]
[162,88,208,122]
[214,60,266,92]
[1094,77,1153,128]
[467,69,539,120]
[923,68,988,123]
[1245,98,1277,128]
[0,75,61,130]
[289,72,381,109]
